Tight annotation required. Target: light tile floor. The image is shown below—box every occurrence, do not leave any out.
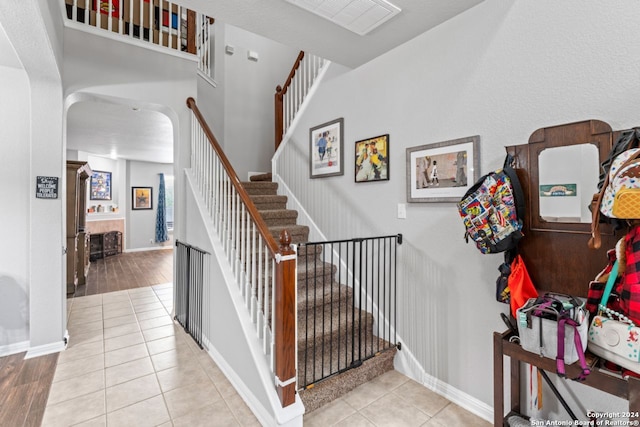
[303,370,492,427]
[44,283,491,426]
[43,283,260,427]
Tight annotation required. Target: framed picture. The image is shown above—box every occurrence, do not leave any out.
[406,135,480,203]
[132,187,153,210]
[310,118,344,178]
[90,170,112,201]
[355,134,389,182]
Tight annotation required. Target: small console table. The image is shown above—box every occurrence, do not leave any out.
[494,330,640,425]
[90,231,122,260]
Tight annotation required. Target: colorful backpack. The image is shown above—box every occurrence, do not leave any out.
[457,154,525,254]
[599,148,640,219]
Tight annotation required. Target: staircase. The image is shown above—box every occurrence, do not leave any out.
[243,172,397,413]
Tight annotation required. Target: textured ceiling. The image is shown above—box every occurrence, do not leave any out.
[66,101,174,164]
[179,0,484,68]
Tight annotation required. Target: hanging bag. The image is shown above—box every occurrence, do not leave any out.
[619,225,640,325]
[585,248,621,319]
[457,154,525,254]
[588,260,640,375]
[517,293,590,381]
[507,254,538,318]
[590,148,640,249]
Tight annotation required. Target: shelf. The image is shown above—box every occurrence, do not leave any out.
[494,330,640,425]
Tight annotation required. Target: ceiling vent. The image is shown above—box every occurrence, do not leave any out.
[285,0,401,36]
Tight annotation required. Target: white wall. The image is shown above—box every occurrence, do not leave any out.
[183,172,303,426]
[126,161,173,250]
[196,23,225,148]
[36,0,64,72]
[277,0,640,420]
[0,0,66,357]
[197,24,299,180]
[0,65,30,351]
[77,154,126,218]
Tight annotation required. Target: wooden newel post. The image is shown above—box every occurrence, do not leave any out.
[275,229,296,407]
[274,85,284,151]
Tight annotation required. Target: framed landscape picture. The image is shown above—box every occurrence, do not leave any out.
[355,134,389,183]
[310,118,344,178]
[132,187,153,210]
[406,135,480,203]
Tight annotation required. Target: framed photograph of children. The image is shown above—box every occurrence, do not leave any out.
[310,118,344,178]
[406,135,480,203]
[132,187,153,210]
[90,170,112,200]
[355,134,389,182]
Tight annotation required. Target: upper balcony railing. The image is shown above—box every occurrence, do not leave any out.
[62,0,213,79]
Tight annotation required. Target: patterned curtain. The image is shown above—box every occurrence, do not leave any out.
[155,173,169,243]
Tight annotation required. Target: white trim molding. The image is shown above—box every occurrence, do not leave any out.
[394,338,493,423]
[0,340,30,358]
[25,340,67,359]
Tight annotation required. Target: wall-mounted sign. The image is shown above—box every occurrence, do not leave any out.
[36,176,59,199]
[539,183,577,197]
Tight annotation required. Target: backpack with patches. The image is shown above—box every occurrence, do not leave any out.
[457,154,525,254]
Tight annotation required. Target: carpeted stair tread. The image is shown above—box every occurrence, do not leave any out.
[267,224,309,244]
[297,282,352,317]
[298,303,374,354]
[242,181,278,196]
[258,209,298,226]
[298,337,395,387]
[298,348,396,413]
[249,172,273,182]
[249,194,288,211]
[296,259,336,278]
[296,244,324,261]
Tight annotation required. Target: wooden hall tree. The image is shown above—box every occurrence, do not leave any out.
[66,160,92,295]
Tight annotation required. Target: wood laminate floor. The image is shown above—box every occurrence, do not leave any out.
[75,249,173,297]
[0,352,58,427]
[0,249,173,427]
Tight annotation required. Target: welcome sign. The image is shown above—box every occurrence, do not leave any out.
[36,176,59,199]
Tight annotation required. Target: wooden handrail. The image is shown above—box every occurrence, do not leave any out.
[186,97,297,408]
[187,97,280,255]
[281,51,305,96]
[274,51,305,150]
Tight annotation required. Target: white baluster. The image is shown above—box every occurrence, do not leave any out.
[129,0,134,37]
[118,0,123,34]
[148,0,153,44]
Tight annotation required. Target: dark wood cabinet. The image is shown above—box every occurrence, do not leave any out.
[66,161,92,295]
[90,231,122,260]
[77,231,90,285]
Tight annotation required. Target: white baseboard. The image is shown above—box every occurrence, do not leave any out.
[394,339,493,423]
[25,339,67,359]
[0,340,30,357]
[201,337,304,427]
